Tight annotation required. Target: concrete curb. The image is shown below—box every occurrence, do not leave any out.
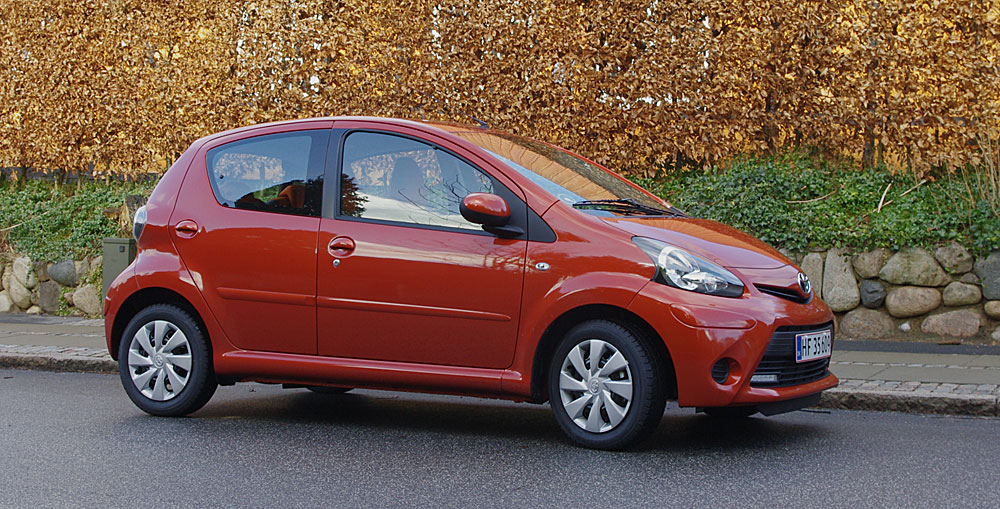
[0,353,117,375]
[2,352,999,418]
[818,386,1000,417]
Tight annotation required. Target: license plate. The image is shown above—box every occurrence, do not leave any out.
[795,329,832,363]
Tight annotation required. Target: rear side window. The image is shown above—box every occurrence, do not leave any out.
[339,131,494,230]
[207,130,328,217]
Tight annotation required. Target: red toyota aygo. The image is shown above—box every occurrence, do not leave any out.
[105,117,837,449]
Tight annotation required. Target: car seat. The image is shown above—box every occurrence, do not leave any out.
[390,158,427,206]
[269,183,306,209]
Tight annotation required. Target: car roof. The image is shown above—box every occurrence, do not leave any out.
[194,116,487,146]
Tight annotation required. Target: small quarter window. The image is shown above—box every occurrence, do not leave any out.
[207,130,328,217]
[340,132,494,230]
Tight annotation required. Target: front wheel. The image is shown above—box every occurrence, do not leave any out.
[548,320,666,450]
[118,304,217,416]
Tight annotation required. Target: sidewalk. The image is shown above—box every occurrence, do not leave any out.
[0,315,113,373]
[822,342,1000,416]
[1,313,998,417]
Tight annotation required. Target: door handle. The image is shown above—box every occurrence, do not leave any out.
[328,236,356,256]
[174,220,199,238]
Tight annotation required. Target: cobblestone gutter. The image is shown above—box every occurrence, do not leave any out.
[818,360,1000,417]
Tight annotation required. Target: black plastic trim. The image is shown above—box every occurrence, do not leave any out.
[755,284,812,304]
[757,392,822,416]
[484,224,526,238]
[773,321,835,333]
[711,359,729,384]
[321,128,348,220]
[749,322,834,388]
[527,206,557,243]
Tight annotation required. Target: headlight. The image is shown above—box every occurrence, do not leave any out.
[632,237,744,298]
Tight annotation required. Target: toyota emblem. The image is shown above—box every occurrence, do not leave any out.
[798,272,812,294]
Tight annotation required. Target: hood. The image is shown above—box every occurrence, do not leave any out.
[603,217,792,269]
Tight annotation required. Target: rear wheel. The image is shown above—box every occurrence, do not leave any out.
[118,304,216,416]
[548,320,666,450]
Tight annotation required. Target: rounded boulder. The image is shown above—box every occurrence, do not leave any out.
[885,286,941,318]
[840,308,894,339]
[921,310,981,338]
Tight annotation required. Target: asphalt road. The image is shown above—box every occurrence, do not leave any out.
[2,369,998,508]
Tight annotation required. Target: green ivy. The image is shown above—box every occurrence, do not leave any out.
[4,153,999,266]
[0,180,156,262]
[57,287,74,316]
[634,151,1000,256]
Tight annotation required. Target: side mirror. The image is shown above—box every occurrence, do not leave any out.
[460,193,524,238]
[460,193,510,226]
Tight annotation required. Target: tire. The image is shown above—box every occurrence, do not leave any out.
[547,320,666,450]
[306,386,353,395]
[118,304,217,416]
[703,406,759,418]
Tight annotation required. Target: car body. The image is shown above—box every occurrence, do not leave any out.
[106,116,837,449]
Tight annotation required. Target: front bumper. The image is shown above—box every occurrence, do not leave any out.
[627,279,838,408]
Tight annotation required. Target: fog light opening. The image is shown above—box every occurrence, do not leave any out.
[711,358,743,385]
[711,359,730,384]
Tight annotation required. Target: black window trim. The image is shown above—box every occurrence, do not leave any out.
[325,128,551,240]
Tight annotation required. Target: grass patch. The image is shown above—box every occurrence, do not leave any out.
[0,179,156,262]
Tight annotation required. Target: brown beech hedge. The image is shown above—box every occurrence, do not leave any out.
[1,0,998,178]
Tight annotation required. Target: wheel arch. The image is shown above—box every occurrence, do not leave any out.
[110,287,210,361]
[529,304,677,404]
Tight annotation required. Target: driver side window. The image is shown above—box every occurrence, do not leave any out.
[339,132,494,230]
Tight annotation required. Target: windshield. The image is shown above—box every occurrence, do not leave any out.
[448,129,670,215]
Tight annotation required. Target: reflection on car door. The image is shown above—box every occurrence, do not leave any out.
[170,125,330,355]
[316,128,527,369]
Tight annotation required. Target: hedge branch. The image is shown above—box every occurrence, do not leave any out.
[876,183,892,213]
[877,179,928,211]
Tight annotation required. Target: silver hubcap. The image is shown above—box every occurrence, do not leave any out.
[558,339,633,433]
[127,320,192,401]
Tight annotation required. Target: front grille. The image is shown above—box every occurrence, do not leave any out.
[750,322,833,388]
[755,284,810,304]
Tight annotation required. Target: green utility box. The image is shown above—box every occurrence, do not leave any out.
[103,238,137,302]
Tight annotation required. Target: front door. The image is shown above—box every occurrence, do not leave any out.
[316,128,526,368]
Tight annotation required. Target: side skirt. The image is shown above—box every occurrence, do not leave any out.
[215,350,527,401]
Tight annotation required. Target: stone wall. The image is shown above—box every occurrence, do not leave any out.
[3,243,1000,342]
[0,255,104,317]
[789,246,1000,342]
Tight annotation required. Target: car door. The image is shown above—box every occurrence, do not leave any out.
[316,125,527,369]
[170,122,331,355]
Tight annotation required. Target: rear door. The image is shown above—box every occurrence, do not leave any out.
[170,122,331,354]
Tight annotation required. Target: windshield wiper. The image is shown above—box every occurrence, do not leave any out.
[572,198,687,217]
